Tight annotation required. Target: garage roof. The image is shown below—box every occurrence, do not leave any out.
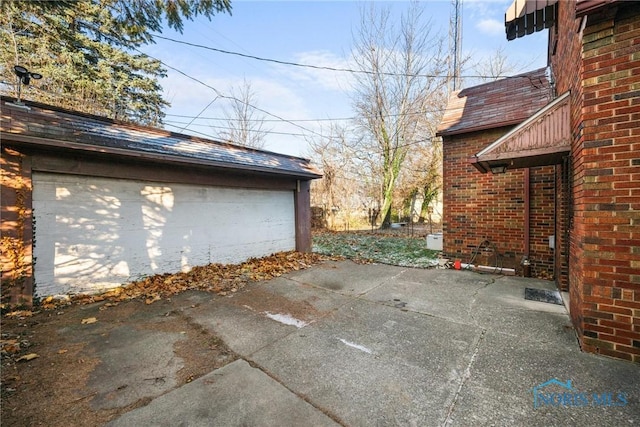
[436,67,551,137]
[1,97,321,179]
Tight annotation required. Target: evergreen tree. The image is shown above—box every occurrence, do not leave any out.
[0,0,231,126]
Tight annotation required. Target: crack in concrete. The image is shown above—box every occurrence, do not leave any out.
[467,278,495,326]
[441,328,486,427]
[358,267,409,296]
[243,357,348,427]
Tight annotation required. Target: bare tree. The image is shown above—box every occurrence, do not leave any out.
[473,46,523,82]
[309,124,367,230]
[395,138,442,223]
[351,2,447,227]
[219,79,269,149]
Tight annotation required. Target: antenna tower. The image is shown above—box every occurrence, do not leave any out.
[448,0,463,92]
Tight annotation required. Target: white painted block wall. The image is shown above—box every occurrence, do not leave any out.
[32,172,295,296]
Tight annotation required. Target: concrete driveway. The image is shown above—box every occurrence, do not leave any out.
[97,260,638,426]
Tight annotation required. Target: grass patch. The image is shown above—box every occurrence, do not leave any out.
[313,232,439,268]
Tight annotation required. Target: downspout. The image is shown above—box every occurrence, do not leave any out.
[523,168,531,277]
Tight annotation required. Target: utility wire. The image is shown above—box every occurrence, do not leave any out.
[165,112,353,122]
[2,80,440,153]
[163,122,228,140]
[129,45,326,139]
[58,27,327,139]
[151,33,537,81]
[3,79,438,152]
[177,95,218,132]
[164,107,442,123]
[2,80,439,128]
[163,119,309,137]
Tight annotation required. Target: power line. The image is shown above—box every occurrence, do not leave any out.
[163,119,309,137]
[151,33,533,80]
[2,80,439,155]
[176,95,218,132]
[128,45,326,139]
[165,112,351,123]
[163,122,224,140]
[164,107,443,123]
[44,27,326,139]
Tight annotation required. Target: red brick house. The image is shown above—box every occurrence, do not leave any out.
[437,0,639,362]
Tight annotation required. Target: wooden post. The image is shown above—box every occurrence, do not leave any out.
[294,179,312,252]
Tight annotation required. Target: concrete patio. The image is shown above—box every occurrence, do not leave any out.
[73,260,637,426]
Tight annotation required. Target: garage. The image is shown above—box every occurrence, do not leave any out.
[32,173,296,296]
[1,97,320,302]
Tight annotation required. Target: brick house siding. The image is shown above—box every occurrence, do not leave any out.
[550,1,640,362]
[439,0,639,362]
[442,128,556,278]
[443,128,524,271]
[530,165,557,280]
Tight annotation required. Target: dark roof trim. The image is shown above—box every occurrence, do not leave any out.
[437,119,524,138]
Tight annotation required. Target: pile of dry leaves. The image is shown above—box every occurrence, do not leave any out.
[34,251,336,311]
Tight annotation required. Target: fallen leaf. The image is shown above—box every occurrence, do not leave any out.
[8,251,331,313]
[145,295,161,305]
[1,339,20,354]
[5,310,33,318]
[81,317,97,325]
[58,349,68,354]
[16,353,39,362]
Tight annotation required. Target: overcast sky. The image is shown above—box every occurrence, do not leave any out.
[141,0,548,157]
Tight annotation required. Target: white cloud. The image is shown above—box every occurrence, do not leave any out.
[476,18,504,36]
[275,50,355,93]
[465,0,511,18]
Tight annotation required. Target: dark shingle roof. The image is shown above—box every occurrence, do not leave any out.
[436,68,552,137]
[1,97,321,179]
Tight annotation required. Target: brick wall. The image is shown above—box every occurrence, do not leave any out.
[552,1,640,362]
[530,165,556,280]
[579,4,640,362]
[556,161,571,291]
[550,1,588,334]
[443,129,556,277]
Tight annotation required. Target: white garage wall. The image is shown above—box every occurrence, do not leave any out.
[32,172,295,296]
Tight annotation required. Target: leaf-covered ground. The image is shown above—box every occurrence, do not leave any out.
[32,251,333,311]
[2,251,336,427]
[313,232,439,268]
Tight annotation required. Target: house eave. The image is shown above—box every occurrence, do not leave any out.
[472,91,571,173]
[437,119,525,138]
[471,146,570,173]
[2,133,322,180]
